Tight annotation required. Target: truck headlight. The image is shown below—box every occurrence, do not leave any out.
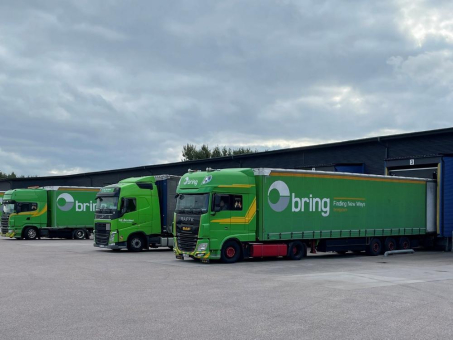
[8,229,13,233]
[109,232,117,243]
[197,243,208,251]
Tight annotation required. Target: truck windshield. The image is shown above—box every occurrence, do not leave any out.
[176,194,209,214]
[95,197,119,212]
[3,203,15,214]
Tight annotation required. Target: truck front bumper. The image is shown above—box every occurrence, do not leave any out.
[174,239,220,261]
[93,242,127,250]
[1,230,16,238]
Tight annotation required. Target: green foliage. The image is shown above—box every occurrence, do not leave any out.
[0,171,35,179]
[181,144,258,161]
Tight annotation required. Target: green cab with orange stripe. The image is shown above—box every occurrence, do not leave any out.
[1,187,99,239]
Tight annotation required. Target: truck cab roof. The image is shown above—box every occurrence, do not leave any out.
[178,168,255,193]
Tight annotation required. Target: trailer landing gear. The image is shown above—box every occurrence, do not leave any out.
[310,240,317,254]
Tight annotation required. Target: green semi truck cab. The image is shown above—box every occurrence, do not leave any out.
[174,168,436,263]
[93,175,179,252]
[1,187,100,240]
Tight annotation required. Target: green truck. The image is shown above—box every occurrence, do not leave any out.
[1,186,100,240]
[174,168,436,263]
[93,175,179,251]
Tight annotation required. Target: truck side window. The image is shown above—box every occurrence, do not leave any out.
[218,195,230,211]
[124,198,137,213]
[16,202,37,213]
[214,195,242,211]
[233,195,242,211]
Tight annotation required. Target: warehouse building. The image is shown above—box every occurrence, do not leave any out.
[1,127,452,190]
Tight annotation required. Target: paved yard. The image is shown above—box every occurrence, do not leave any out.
[1,238,452,340]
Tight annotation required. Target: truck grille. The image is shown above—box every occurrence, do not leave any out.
[94,223,109,246]
[1,214,10,234]
[176,231,198,252]
[175,214,200,252]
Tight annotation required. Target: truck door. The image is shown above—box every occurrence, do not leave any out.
[118,198,138,230]
[229,194,248,233]
[212,194,248,236]
[210,194,231,244]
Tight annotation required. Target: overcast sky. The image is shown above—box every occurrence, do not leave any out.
[1,0,452,176]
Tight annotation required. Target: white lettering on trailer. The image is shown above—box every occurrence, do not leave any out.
[291,193,330,217]
[75,200,96,212]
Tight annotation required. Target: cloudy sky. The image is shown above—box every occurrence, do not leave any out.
[1,0,452,176]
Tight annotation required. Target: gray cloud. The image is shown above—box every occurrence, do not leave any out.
[0,0,452,176]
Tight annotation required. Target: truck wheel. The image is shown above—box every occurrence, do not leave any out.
[221,240,241,263]
[288,241,307,260]
[73,229,86,240]
[384,237,397,252]
[366,238,382,256]
[24,227,38,240]
[398,237,411,250]
[127,235,144,252]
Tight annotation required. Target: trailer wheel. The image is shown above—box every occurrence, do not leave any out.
[398,237,411,250]
[24,227,38,240]
[366,238,382,256]
[384,237,397,252]
[221,240,241,263]
[73,229,86,240]
[288,241,307,260]
[127,235,144,252]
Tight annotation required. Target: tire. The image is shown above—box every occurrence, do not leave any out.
[73,229,86,240]
[398,237,411,250]
[127,235,145,252]
[221,240,241,263]
[384,237,397,252]
[366,238,382,256]
[24,227,38,240]
[288,241,307,260]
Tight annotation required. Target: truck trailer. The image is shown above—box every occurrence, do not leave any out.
[1,186,100,240]
[93,175,179,251]
[173,168,437,263]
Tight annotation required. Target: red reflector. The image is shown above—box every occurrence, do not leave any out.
[250,243,287,257]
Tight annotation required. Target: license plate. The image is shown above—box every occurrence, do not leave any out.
[100,245,106,248]
[183,253,190,259]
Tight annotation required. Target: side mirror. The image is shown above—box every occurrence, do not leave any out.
[119,198,126,217]
[211,194,221,215]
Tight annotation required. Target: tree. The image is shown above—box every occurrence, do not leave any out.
[181,144,258,161]
[0,171,35,179]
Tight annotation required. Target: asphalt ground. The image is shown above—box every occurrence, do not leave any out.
[1,238,453,340]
